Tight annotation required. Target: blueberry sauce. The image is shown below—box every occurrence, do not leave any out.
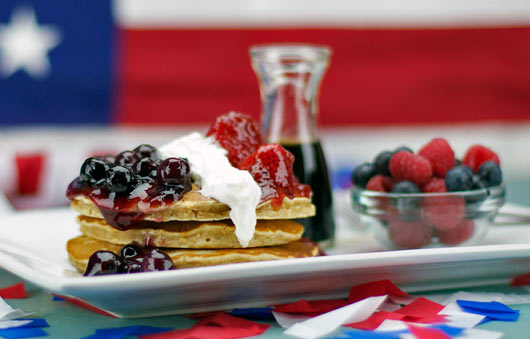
[84,245,173,276]
[67,145,192,230]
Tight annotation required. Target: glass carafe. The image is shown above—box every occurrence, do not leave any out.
[249,44,335,245]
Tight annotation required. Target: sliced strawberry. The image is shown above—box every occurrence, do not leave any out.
[239,144,297,209]
[207,112,263,167]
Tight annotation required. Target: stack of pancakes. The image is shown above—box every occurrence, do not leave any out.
[66,186,320,272]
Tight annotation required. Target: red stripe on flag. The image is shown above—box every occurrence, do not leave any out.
[115,27,530,126]
[15,152,45,195]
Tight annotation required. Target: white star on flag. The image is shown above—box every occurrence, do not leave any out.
[0,6,61,79]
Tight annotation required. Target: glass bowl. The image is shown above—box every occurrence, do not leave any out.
[351,185,505,249]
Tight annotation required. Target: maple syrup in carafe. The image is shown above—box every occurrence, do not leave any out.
[282,140,335,243]
[250,44,336,244]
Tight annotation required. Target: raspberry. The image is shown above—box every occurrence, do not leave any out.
[418,138,455,177]
[421,177,446,193]
[366,175,393,192]
[437,219,475,245]
[422,170,465,231]
[389,151,432,186]
[207,112,264,167]
[388,219,433,249]
[422,195,465,230]
[239,144,296,209]
[462,145,500,172]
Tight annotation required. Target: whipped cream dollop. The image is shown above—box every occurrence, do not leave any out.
[159,132,262,247]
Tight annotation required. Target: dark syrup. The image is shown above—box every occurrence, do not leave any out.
[282,141,335,243]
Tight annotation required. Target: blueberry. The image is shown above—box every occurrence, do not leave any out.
[84,251,125,276]
[115,150,140,167]
[120,244,144,260]
[157,157,191,186]
[478,161,502,187]
[454,158,462,167]
[392,181,421,220]
[134,158,159,180]
[471,175,486,190]
[392,181,420,194]
[133,144,160,160]
[394,146,413,154]
[445,166,473,192]
[373,151,392,176]
[351,163,375,188]
[106,165,136,193]
[141,248,173,272]
[124,259,143,273]
[79,157,112,185]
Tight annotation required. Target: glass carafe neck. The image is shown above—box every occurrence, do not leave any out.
[250,45,330,144]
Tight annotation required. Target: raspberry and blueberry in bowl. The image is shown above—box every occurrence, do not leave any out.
[351,138,505,249]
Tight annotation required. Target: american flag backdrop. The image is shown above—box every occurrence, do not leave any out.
[1,0,530,208]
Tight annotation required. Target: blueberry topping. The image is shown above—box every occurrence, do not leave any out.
[141,248,173,272]
[124,259,143,273]
[84,251,125,276]
[392,181,420,194]
[134,158,159,180]
[106,165,136,193]
[120,244,144,260]
[115,150,140,167]
[157,157,191,186]
[79,157,111,185]
[478,161,502,187]
[133,144,160,160]
[373,151,392,176]
[351,163,375,188]
[445,165,473,192]
[394,146,413,154]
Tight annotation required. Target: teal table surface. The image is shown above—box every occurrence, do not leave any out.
[1,178,530,338]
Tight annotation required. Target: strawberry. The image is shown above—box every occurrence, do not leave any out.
[239,144,296,209]
[207,112,263,167]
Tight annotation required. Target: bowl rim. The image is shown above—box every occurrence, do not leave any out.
[351,184,505,199]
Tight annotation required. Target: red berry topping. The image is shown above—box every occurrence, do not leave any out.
[389,151,432,186]
[462,145,500,172]
[421,177,446,193]
[388,219,433,249]
[207,112,264,167]
[438,219,475,245]
[418,138,455,177]
[239,143,297,209]
[365,175,393,192]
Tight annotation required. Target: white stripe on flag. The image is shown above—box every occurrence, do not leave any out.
[114,0,530,28]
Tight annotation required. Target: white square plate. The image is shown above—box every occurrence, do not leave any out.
[1,205,530,318]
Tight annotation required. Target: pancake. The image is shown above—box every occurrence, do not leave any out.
[67,235,321,272]
[77,215,304,248]
[71,191,315,222]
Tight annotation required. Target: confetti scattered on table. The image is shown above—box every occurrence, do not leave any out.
[140,312,269,339]
[0,283,26,299]
[348,280,413,304]
[0,327,48,338]
[231,307,274,320]
[284,295,387,339]
[456,300,519,322]
[83,325,172,339]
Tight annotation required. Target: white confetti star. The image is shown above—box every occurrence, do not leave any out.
[0,6,61,79]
